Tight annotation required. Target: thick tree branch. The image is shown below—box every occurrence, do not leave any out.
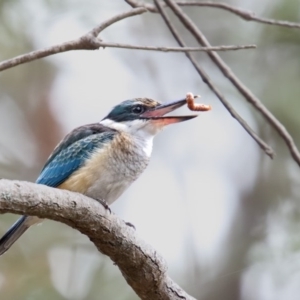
[151,0,274,158]
[126,0,300,29]
[0,179,196,300]
[163,0,300,166]
[0,7,254,73]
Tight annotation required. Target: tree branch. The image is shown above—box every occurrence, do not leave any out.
[126,0,300,165]
[0,179,196,300]
[163,0,300,166]
[89,7,148,36]
[150,0,274,158]
[177,1,300,29]
[0,7,145,72]
[126,0,300,29]
[0,7,255,73]
[90,42,257,52]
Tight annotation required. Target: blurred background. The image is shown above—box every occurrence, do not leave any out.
[0,0,300,299]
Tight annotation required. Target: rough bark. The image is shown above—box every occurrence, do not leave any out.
[0,179,196,300]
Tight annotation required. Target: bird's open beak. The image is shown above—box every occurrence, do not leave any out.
[140,98,197,126]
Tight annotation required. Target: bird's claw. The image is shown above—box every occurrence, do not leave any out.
[125,221,136,230]
[96,198,111,213]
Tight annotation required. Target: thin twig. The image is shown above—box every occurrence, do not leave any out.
[0,43,255,73]
[0,8,147,72]
[0,7,255,73]
[0,41,80,72]
[95,42,256,52]
[153,0,274,158]
[164,0,300,166]
[178,1,300,29]
[89,7,147,36]
[126,0,300,29]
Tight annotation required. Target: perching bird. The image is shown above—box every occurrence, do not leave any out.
[0,97,197,255]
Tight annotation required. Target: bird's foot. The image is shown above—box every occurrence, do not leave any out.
[125,221,136,230]
[96,198,111,213]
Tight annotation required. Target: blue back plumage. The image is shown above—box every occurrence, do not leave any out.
[0,123,117,256]
[36,123,116,187]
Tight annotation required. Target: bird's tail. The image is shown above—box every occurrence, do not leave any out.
[0,216,30,255]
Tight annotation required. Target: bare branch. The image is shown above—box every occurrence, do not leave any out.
[152,0,274,158]
[126,0,300,29]
[89,7,147,37]
[0,7,254,73]
[125,0,299,164]
[0,42,255,73]
[94,41,256,52]
[0,41,82,72]
[163,0,300,166]
[125,0,159,12]
[178,1,300,29]
[0,179,196,300]
[0,8,147,72]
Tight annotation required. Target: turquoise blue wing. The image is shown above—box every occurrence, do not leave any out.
[36,124,116,187]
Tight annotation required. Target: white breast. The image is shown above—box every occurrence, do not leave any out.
[85,132,153,204]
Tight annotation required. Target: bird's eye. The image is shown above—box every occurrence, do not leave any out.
[132,105,144,114]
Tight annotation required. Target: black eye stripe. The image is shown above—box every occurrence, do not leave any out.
[132,105,145,114]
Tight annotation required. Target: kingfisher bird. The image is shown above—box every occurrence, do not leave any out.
[0,97,197,255]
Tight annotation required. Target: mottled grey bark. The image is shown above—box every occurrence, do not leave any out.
[0,179,196,300]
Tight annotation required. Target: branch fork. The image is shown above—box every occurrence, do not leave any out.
[0,7,255,73]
